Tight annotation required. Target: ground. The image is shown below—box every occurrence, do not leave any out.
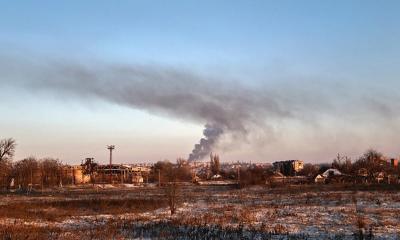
[0,184,399,239]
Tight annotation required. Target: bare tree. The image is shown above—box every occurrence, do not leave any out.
[13,157,39,190]
[175,158,192,182]
[165,182,179,215]
[39,158,62,187]
[151,160,174,183]
[332,153,352,174]
[0,159,12,189]
[0,138,16,162]
[210,153,220,176]
[159,163,180,215]
[299,163,319,177]
[353,149,386,175]
[239,166,269,187]
[82,158,98,183]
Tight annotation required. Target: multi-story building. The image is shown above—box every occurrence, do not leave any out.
[273,160,304,176]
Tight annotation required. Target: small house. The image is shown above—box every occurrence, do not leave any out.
[373,172,385,183]
[211,174,222,180]
[322,168,342,178]
[314,174,325,184]
[132,174,144,185]
[266,171,285,184]
[387,174,399,184]
[357,168,368,177]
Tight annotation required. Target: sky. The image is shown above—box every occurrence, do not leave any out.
[1,0,399,164]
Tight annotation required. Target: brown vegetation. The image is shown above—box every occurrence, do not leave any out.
[0,138,16,162]
[0,195,167,221]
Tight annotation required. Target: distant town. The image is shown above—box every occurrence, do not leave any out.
[1,138,399,191]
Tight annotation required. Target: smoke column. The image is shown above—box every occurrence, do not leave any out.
[188,124,223,161]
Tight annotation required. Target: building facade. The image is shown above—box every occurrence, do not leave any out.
[273,160,304,176]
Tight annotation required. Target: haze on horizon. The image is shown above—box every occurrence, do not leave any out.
[1,1,399,165]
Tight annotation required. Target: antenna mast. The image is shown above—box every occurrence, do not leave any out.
[107,145,115,183]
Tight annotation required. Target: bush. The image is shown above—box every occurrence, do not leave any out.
[239,166,269,187]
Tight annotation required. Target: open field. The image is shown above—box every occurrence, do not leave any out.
[0,184,400,239]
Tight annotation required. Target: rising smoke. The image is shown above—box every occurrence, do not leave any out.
[2,55,400,161]
[188,124,223,161]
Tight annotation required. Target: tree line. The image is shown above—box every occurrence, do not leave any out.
[144,148,400,187]
[2,137,399,189]
[0,138,69,190]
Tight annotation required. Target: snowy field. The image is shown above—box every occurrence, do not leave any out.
[0,184,399,239]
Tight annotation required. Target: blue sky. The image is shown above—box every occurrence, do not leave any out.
[3,1,399,68]
[1,1,400,164]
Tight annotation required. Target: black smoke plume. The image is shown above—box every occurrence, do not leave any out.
[188,124,223,161]
[2,54,400,161]
[0,57,293,161]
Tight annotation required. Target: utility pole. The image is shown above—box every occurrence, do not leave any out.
[107,145,115,184]
[193,161,197,182]
[158,169,161,187]
[237,166,241,185]
[41,164,44,194]
[29,168,33,193]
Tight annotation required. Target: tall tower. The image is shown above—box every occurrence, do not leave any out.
[107,145,115,183]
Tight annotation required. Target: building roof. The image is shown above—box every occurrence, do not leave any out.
[271,171,285,178]
[321,168,342,178]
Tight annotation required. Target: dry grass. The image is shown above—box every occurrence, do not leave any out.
[0,225,62,240]
[0,197,167,221]
[0,184,399,239]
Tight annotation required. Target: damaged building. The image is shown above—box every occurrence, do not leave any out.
[273,160,304,176]
[95,164,149,184]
